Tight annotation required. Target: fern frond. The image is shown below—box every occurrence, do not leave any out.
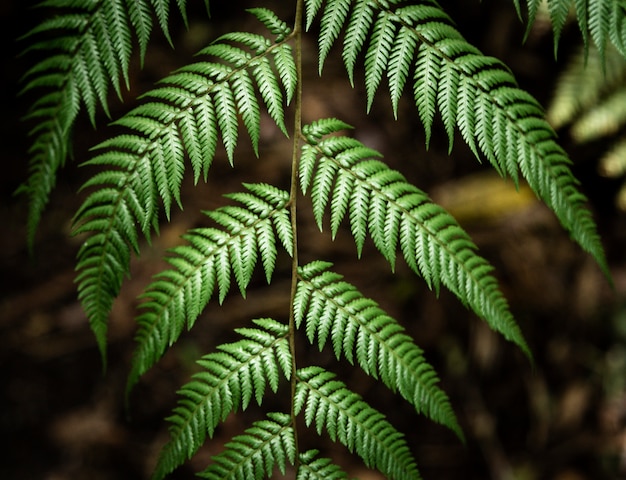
[546,0,572,55]
[295,260,463,440]
[127,184,292,391]
[297,450,350,480]
[247,8,292,42]
[364,9,396,112]
[295,366,421,480]
[19,0,196,245]
[548,43,626,213]
[153,318,291,480]
[197,412,296,480]
[341,0,375,86]
[413,42,441,148]
[300,119,530,358]
[547,44,626,129]
[128,0,153,61]
[317,0,351,73]
[548,42,626,143]
[73,18,295,361]
[518,0,626,60]
[388,24,417,119]
[309,0,609,278]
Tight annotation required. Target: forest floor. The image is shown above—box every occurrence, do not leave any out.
[3,1,626,479]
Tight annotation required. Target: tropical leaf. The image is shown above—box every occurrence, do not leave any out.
[197,412,296,480]
[297,450,350,480]
[73,17,295,361]
[17,2,618,479]
[308,0,609,278]
[294,366,421,480]
[127,183,292,391]
[295,260,463,440]
[299,118,530,358]
[153,318,292,480]
[515,0,626,61]
[547,44,626,129]
[548,42,626,213]
[19,0,198,246]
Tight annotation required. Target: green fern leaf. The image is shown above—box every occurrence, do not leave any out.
[103,0,132,89]
[201,42,251,66]
[548,43,626,129]
[317,0,351,73]
[342,0,375,86]
[224,29,285,57]
[295,261,463,440]
[388,25,417,119]
[234,71,261,154]
[573,0,590,52]
[153,319,291,480]
[272,44,298,105]
[89,6,122,102]
[348,179,369,257]
[309,152,339,229]
[588,0,613,60]
[127,184,291,391]
[308,0,609,278]
[19,0,199,246]
[197,412,295,480]
[73,23,294,362]
[413,43,441,148]
[247,7,292,41]
[16,90,76,251]
[128,0,153,64]
[299,117,351,144]
[297,450,350,480]
[328,164,354,238]
[253,56,289,136]
[295,366,421,480]
[518,0,626,60]
[608,2,626,56]
[305,0,325,31]
[300,119,530,358]
[547,0,572,56]
[242,182,295,256]
[158,123,186,215]
[151,0,180,45]
[436,59,459,151]
[178,108,204,183]
[214,82,240,163]
[364,11,396,111]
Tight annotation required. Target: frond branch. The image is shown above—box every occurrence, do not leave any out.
[299,118,530,358]
[73,19,296,362]
[19,0,194,245]
[153,318,292,480]
[127,183,292,392]
[310,0,609,278]
[295,260,463,440]
[197,412,296,480]
[295,366,421,480]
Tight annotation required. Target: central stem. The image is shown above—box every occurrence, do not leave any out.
[287,0,305,474]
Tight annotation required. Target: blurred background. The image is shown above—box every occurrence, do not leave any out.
[2,1,626,479]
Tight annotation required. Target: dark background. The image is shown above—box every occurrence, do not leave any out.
[2,1,626,479]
